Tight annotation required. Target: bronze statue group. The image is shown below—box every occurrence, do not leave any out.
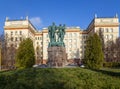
[48,23,66,47]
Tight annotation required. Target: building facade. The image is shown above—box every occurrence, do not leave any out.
[3,15,119,65]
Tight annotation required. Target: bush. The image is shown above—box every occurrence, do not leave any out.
[15,38,35,68]
[0,68,120,89]
[84,33,104,69]
[103,62,120,67]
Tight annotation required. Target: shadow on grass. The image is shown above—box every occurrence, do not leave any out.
[91,68,120,78]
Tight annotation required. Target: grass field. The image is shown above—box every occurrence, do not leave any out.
[0,68,120,89]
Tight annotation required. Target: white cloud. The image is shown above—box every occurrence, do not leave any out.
[30,17,42,28]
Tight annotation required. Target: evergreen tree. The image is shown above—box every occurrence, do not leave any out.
[83,33,104,69]
[15,38,35,68]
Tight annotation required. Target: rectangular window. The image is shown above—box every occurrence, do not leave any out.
[109,28,113,32]
[99,28,104,32]
[105,35,109,39]
[15,31,17,35]
[11,31,13,35]
[15,37,17,41]
[37,42,39,45]
[20,37,22,41]
[41,42,42,45]
[73,33,76,37]
[84,41,86,44]
[20,31,22,35]
[83,36,86,39]
[105,28,108,33]
[11,37,13,41]
[109,34,113,39]
[40,37,42,40]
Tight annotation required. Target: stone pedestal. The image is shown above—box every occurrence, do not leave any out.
[47,47,67,67]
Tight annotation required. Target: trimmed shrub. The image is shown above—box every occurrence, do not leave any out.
[103,62,120,67]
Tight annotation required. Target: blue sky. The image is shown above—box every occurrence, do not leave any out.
[0,0,120,33]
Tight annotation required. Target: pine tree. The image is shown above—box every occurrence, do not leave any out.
[83,33,104,69]
[15,38,35,68]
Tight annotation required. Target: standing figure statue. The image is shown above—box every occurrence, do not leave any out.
[48,22,66,47]
[57,24,62,42]
[57,24,66,42]
[48,22,57,47]
[57,24,66,47]
[51,22,57,42]
[48,26,52,42]
[61,24,66,42]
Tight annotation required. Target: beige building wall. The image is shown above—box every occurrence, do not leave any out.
[94,17,119,45]
[4,15,120,64]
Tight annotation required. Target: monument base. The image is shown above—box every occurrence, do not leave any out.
[47,46,67,68]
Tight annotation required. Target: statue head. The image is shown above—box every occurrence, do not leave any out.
[63,24,66,27]
[59,24,62,26]
[52,22,55,25]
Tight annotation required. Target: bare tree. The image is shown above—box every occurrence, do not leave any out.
[115,37,120,62]
[0,33,17,70]
[98,29,120,62]
[104,37,120,62]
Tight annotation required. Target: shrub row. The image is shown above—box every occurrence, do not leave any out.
[103,62,120,67]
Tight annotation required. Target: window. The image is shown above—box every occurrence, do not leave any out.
[10,44,14,47]
[105,35,109,39]
[40,37,42,40]
[83,36,86,39]
[105,28,108,32]
[20,31,22,35]
[84,46,86,49]
[11,37,13,41]
[99,28,104,32]
[15,37,17,41]
[109,34,113,39]
[84,41,86,44]
[41,42,42,45]
[15,31,17,35]
[109,28,113,32]
[73,33,77,37]
[37,42,39,45]
[20,37,22,41]
[11,31,13,35]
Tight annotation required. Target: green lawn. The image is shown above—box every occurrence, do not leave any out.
[0,68,120,89]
